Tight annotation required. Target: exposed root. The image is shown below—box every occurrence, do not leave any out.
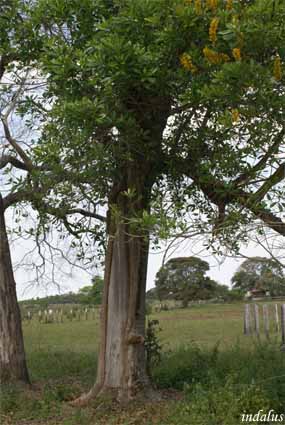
[69,382,163,407]
[69,382,103,407]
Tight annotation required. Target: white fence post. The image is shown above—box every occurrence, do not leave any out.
[281,304,285,349]
[275,304,280,333]
[244,304,252,335]
[263,304,270,340]
[254,304,260,336]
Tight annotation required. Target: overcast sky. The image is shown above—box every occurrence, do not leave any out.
[12,226,275,301]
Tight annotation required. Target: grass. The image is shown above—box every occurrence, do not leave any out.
[156,301,283,349]
[1,302,285,424]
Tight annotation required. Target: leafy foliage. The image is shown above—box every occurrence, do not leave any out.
[155,256,226,306]
[145,319,163,378]
[15,0,285,252]
[232,257,285,295]
[78,276,104,305]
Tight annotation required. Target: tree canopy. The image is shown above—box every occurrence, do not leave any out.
[231,256,285,296]
[13,0,284,247]
[2,0,285,400]
[155,256,225,305]
[79,275,104,305]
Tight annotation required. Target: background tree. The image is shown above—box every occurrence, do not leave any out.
[231,257,285,296]
[155,257,224,307]
[0,1,104,384]
[0,1,36,384]
[146,287,158,301]
[28,0,285,404]
[79,276,104,305]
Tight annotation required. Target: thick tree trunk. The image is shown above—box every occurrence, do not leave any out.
[72,102,170,405]
[103,224,150,400]
[74,222,152,404]
[0,196,30,384]
[73,168,156,404]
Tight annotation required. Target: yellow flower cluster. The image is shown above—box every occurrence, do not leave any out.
[195,0,202,14]
[209,18,219,44]
[232,47,241,61]
[226,0,233,11]
[203,47,229,64]
[273,55,282,81]
[206,0,218,11]
[180,53,198,73]
[231,109,240,123]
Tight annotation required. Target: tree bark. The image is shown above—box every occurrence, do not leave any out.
[74,223,152,404]
[105,222,150,398]
[73,168,156,404]
[71,100,170,406]
[0,195,30,384]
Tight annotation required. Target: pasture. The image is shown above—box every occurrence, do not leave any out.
[2,302,285,424]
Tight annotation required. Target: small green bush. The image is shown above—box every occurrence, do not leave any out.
[169,377,271,425]
[154,341,285,422]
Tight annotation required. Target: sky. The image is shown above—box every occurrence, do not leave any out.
[12,225,275,301]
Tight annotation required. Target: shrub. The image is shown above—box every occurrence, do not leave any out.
[154,341,285,419]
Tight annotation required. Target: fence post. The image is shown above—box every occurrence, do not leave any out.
[254,304,260,336]
[275,304,280,333]
[281,304,285,350]
[263,304,270,340]
[244,304,252,335]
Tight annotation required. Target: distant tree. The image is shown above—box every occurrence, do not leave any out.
[79,276,104,305]
[214,284,230,300]
[226,288,244,303]
[155,257,225,307]
[231,257,285,296]
[146,288,158,301]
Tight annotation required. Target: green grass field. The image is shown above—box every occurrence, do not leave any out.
[2,302,285,424]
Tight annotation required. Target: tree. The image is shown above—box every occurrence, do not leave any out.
[26,0,285,403]
[0,2,35,384]
[79,276,104,305]
[232,257,285,296]
[0,1,104,384]
[146,288,158,301]
[155,256,220,306]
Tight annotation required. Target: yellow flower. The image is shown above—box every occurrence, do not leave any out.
[273,55,282,81]
[209,18,219,44]
[206,0,218,11]
[220,52,230,62]
[226,0,233,11]
[203,47,229,64]
[232,48,241,61]
[231,108,240,123]
[194,0,202,15]
[180,53,198,73]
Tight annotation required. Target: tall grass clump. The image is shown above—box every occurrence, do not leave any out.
[27,350,97,383]
[154,341,285,424]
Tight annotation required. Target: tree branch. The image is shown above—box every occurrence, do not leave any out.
[3,188,107,225]
[0,155,29,171]
[234,129,285,187]
[250,162,285,203]
[183,159,285,237]
[65,208,106,222]
[1,69,34,171]
[1,118,34,172]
